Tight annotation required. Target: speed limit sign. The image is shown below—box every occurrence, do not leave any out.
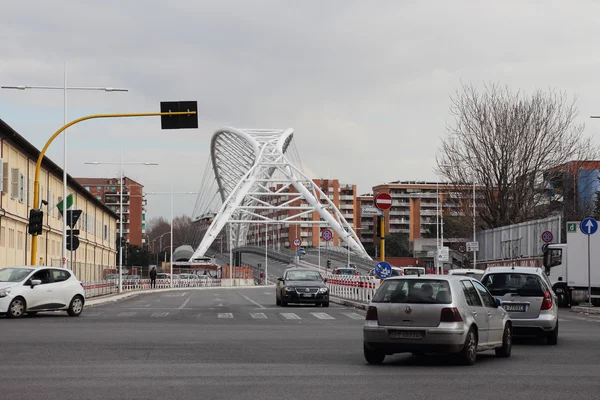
[292,238,301,248]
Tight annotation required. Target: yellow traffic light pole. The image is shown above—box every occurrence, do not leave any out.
[379,215,385,262]
[30,111,197,265]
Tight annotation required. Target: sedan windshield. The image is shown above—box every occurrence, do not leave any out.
[481,273,545,296]
[285,271,322,281]
[0,267,32,282]
[372,279,452,304]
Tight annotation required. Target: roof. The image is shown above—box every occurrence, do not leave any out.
[75,176,144,188]
[0,119,119,219]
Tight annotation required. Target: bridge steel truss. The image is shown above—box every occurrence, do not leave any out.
[190,126,369,261]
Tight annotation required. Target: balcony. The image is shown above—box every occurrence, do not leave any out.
[342,213,353,219]
[339,195,353,201]
[339,204,353,210]
[389,210,410,216]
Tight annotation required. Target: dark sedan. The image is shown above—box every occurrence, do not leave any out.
[276,268,329,307]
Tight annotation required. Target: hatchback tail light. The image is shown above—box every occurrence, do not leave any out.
[541,290,553,310]
[80,282,84,289]
[366,306,378,321]
[440,307,463,322]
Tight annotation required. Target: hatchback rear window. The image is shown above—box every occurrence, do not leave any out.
[481,273,546,296]
[372,279,452,304]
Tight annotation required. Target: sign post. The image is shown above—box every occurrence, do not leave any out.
[374,193,392,262]
[580,217,598,307]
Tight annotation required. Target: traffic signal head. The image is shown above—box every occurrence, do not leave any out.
[28,209,44,235]
[326,260,331,268]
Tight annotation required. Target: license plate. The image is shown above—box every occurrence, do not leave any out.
[389,330,425,340]
[503,304,527,312]
[302,293,313,297]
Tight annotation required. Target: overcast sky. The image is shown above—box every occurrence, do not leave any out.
[2,0,600,221]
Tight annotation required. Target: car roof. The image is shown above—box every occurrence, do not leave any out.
[384,274,472,282]
[483,266,544,275]
[449,269,484,274]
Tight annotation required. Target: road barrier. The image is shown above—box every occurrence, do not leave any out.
[325,274,380,304]
[82,277,233,298]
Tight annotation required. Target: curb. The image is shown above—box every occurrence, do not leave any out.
[330,296,367,310]
[571,306,600,315]
[85,285,276,307]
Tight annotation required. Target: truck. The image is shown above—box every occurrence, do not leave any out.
[543,221,600,307]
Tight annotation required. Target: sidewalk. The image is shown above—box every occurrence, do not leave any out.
[85,284,276,307]
[571,305,600,315]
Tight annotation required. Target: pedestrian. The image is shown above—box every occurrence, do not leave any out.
[150,267,157,288]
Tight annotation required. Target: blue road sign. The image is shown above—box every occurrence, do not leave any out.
[581,217,598,235]
[541,231,553,243]
[374,261,392,279]
[541,243,549,253]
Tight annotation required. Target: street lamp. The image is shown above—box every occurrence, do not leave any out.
[84,151,158,293]
[146,188,198,287]
[2,64,128,268]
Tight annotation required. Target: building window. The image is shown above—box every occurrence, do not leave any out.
[0,226,4,247]
[97,186,101,190]
[85,186,90,191]
[112,186,116,191]
[17,230,23,250]
[142,214,145,221]
[96,196,102,200]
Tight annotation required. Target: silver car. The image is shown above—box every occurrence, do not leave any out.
[480,266,558,345]
[363,275,512,365]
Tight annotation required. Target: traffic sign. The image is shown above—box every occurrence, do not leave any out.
[374,193,393,211]
[292,237,302,248]
[321,229,333,242]
[541,243,549,253]
[567,222,577,232]
[66,210,82,229]
[374,261,392,279]
[580,217,598,235]
[541,230,553,243]
[458,245,466,254]
[466,241,479,252]
[361,207,380,216]
[437,246,449,262]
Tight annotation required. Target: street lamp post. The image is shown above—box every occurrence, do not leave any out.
[2,65,128,269]
[85,152,158,293]
[146,189,198,287]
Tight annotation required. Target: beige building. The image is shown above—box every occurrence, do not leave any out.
[0,119,118,279]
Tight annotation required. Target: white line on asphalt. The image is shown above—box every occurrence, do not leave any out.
[218,313,234,318]
[152,312,169,317]
[250,313,267,319]
[281,313,301,320]
[264,292,271,295]
[239,293,266,309]
[559,318,571,322]
[311,312,334,320]
[84,312,103,316]
[117,312,137,317]
[182,292,188,297]
[342,312,364,320]
[178,297,191,309]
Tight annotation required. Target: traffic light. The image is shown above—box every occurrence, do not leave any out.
[326,260,331,268]
[66,229,80,251]
[376,216,383,238]
[28,209,44,235]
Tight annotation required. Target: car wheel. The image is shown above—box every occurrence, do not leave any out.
[281,298,288,307]
[495,323,512,358]
[7,297,26,319]
[67,295,85,317]
[546,321,558,345]
[364,343,385,365]
[322,301,330,307]
[457,327,478,365]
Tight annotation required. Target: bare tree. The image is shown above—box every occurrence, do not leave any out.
[436,83,597,229]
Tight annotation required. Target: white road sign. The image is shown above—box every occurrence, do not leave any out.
[466,241,479,252]
[361,207,380,216]
[437,246,449,262]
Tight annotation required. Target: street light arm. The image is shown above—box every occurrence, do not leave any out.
[1,85,129,91]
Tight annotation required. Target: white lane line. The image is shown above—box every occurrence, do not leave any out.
[181,292,188,297]
[152,312,169,317]
[342,312,364,320]
[250,313,267,319]
[178,297,191,309]
[117,312,137,317]
[239,293,266,309]
[559,318,571,322]
[264,292,272,295]
[311,312,334,320]
[281,313,301,320]
[218,313,234,318]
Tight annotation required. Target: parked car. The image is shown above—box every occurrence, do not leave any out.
[334,267,359,276]
[276,267,329,307]
[363,275,512,365]
[0,266,86,318]
[448,269,484,281]
[481,266,559,345]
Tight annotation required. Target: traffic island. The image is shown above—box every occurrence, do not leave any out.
[570,305,600,315]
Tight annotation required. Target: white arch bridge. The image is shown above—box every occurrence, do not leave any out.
[188,127,371,262]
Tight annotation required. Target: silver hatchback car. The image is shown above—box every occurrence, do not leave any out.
[480,266,558,345]
[363,275,512,365]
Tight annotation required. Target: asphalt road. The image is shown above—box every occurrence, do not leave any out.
[2,287,600,400]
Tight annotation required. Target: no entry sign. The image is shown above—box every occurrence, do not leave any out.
[375,193,392,211]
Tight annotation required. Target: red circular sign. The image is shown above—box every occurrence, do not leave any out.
[375,193,393,210]
[321,229,333,242]
[292,238,301,248]
[541,231,553,243]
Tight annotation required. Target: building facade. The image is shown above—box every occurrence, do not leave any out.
[76,176,146,247]
[0,119,118,276]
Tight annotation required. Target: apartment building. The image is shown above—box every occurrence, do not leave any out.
[76,176,146,247]
[356,194,375,245]
[0,119,118,270]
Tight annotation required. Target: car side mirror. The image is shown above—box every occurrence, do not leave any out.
[495,298,502,308]
[323,278,328,283]
[30,279,42,287]
[277,277,284,282]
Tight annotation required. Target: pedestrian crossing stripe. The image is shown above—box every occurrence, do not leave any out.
[341,312,364,320]
[250,313,267,319]
[107,311,365,320]
[116,312,137,317]
[281,313,301,320]
[151,312,169,317]
[217,313,234,318]
[311,312,335,320]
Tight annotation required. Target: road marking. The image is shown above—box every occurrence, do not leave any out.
[239,293,266,309]
[85,312,103,316]
[311,312,334,320]
[181,292,188,297]
[281,313,301,320]
[250,313,267,319]
[218,313,234,318]
[342,312,364,320]
[117,312,137,317]
[559,318,571,322]
[178,297,191,309]
[264,292,271,295]
[152,312,169,317]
